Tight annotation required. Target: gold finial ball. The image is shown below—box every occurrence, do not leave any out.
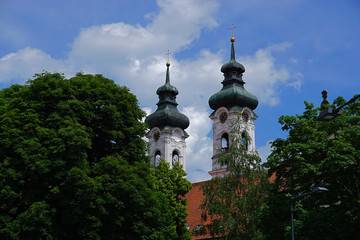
[166,61,170,67]
[230,36,235,42]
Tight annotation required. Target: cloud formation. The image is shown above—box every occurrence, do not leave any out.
[0,47,67,84]
[242,42,302,106]
[0,0,301,182]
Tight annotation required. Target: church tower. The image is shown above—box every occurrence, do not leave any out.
[208,35,258,178]
[145,60,190,171]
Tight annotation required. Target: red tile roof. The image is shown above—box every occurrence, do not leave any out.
[185,181,215,239]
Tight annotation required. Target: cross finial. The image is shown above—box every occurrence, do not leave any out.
[229,24,236,37]
[165,50,171,67]
[165,50,171,66]
[229,24,236,42]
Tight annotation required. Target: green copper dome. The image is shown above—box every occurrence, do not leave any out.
[145,62,190,130]
[209,37,258,111]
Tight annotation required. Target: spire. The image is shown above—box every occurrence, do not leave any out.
[230,38,235,61]
[165,61,170,84]
[156,61,178,106]
[209,33,258,111]
[165,49,171,84]
[145,61,190,131]
[220,36,245,84]
[230,24,236,60]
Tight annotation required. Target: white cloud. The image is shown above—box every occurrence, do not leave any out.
[148,0,218,46]
[172,50,223,106]
[289,57,299,64]
[182,106,213,171]
[0,47,69,84]
[288,72,303,90]
[257,141,272,163]
[187,169,211,183]
[242,42,301,106]
[68,0,218,70]
[142,107,153,117]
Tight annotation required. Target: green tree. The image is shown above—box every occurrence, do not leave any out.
[0,72,183,239]
[199,115,270,240]
[154,160,193,240]
[264,96,360,240]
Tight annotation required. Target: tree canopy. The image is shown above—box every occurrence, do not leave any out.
[0,72,191,239]
[155,160,193,240]
[199,115,270,240]
[263,96,360,240]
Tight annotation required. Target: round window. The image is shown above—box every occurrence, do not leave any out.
[219,112,228,123]
[153,130,160,142]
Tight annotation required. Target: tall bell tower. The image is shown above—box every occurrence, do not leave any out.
[145,60,190,171]
[208,35,258,178]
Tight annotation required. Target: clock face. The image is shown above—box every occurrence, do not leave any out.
[219,112,228,123]
[153,130,160,142]
[242,112,249,122]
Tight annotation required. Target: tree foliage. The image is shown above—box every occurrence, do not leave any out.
[0,72,190,239]
[263,97,360,240]
[199,115,270,240]
[155,160,193,240]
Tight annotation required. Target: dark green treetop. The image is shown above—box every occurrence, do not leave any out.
[155,160,193,240]
[0,72,187,239]
[263,96,360,240]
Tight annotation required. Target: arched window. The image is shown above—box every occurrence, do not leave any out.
[172,150,179,165]
[241,133,248,151]
[155,151,161,166]
[221,133,229,151]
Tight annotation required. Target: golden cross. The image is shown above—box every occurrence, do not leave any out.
[229,24,236,37]
[165,50,171,62]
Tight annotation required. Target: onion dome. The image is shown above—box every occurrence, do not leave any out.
[209,37,258,111]
[145,61,190,130]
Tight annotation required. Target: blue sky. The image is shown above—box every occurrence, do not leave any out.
[1,0,359,182]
